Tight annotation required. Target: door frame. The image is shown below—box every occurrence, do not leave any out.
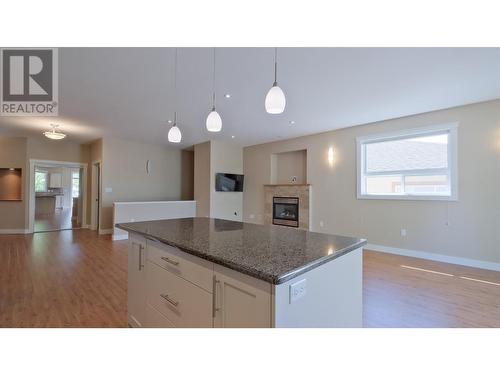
[90,160,102,231]
[28,159,88,234]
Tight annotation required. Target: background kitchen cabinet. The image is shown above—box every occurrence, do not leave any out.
[49,172,62,188]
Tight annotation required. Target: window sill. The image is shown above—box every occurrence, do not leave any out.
[357,194,457,201]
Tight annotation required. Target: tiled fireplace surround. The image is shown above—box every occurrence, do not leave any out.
[264,184,311,230]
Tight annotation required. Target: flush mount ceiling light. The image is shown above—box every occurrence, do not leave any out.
[168,48,182,143]
[43,124,66,140]
[265,47,286,114]
[206,48,222,132]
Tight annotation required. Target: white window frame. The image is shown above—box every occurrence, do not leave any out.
[356,123,458,201]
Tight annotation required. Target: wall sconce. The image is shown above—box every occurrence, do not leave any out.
[328,147,334,167]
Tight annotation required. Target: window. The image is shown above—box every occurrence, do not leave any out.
[35,170,48,192]
[357,123,458,200]
[72,171,80,198]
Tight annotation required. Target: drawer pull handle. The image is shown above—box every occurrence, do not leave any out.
[212,276,220,318]
[161,256,179,266]
[160,293,179,307]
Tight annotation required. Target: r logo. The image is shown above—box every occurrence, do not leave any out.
[1,48,58,116]
[2,49,53,101]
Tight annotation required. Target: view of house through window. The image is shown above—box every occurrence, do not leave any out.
[357,125,457,199]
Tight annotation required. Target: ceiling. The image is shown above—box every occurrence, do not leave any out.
[1,47,499,147]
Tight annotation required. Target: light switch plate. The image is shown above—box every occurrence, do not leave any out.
[289,279,307,303]
[105,187,112,193]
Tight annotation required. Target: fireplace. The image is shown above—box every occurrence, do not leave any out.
[272,197,299,227]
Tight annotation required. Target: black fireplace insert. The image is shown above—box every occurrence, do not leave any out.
[272,197,299,227]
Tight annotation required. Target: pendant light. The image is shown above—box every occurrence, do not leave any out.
[265,47,286,114]
[43,124,66,140]
[206,47,222,132]
[168,48,182,143]
[168,111,182,143]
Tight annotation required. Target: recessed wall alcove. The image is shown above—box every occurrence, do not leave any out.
[0,168,22,201]
[270,149,307,184]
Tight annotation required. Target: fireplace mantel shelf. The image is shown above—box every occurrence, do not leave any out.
[264,184,311,187]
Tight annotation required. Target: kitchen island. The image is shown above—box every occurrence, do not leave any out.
[117,217,366,328]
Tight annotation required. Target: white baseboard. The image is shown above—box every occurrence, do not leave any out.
[366,243,500,272]
[112,233,128,241]
[0,228,30,234]
[98,228,113,235]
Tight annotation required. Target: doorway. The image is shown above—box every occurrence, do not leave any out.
[28,159,87,233]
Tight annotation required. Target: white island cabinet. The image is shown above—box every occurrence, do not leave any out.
[127,234,363,328]
[127,234,146,327]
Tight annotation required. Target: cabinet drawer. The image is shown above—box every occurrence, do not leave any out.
[147,240,213,292]
[145,304,176,328]
[146,261,213,328]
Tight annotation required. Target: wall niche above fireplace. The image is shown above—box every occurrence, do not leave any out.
[270,149,307,184]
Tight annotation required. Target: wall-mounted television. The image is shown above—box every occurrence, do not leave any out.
[215,173,244,192]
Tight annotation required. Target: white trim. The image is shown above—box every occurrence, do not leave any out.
[90,160,102,231]
[28,159,88,234]
[112,233,128,241]
[356,122,458,201]
[114,200,196,205]
[0,229,30,234]
[365,243,500,272]
[98,228,113,235]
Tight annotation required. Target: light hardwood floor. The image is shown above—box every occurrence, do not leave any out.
[0,230,499,327]
[34,208,78,232]
[0,230,127,327]
[364,250,500,327]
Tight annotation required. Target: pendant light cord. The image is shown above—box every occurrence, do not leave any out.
[174,48,178,126]
[212,47,216,109]
[274,47,278,84]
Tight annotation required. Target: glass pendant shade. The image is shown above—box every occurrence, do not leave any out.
[206,108,222,132]
[168,125,182,143]
[265,83,286,114]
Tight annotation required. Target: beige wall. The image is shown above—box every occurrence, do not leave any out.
[244,100,500,263]
[210,141,243,221]
[194,141,243,220]
[272,149,307,184]
[0,137,27,229]
[194,142,211,217]
[99,137,184,230]
[0,136,90,231]
[27,137,89,163]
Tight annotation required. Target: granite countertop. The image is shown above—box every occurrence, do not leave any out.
[117,218,366,285]
[36,193,64,197]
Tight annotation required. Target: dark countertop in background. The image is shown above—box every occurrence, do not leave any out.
[117,218,366,285]
[36,193,64,197]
